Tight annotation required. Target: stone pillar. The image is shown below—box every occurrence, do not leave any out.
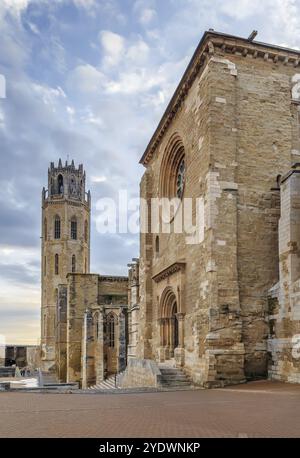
[158,318,165,362]
[176,312,185,347]
[95,310,105,384]
[81,310,88,389]
[279,170,300,311]
[175,313,185,367]
[55,284,67,382]
[169,317,175,357]
[118,310,127,372]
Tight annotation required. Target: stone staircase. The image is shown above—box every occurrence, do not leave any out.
[159,364,192,388]
[86,364,192,392]
[88,375,120,391]
[0,366,15,378]
[40,371,58,386]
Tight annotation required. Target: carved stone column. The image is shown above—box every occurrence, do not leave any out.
[176,312,185,347]
[175,312,185,367]
[158,318,166,362]
[169,317,175,357]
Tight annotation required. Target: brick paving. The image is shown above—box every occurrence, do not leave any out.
[0,381,299,438]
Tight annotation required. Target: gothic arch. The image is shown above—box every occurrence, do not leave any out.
[70,215,77,240]
[160,286,178,319]
[159,287,179,358]
[159,133,186,199]
[57,174,64,194]
[54,214,61,239]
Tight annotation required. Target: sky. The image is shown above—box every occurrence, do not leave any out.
[1,0,300,345]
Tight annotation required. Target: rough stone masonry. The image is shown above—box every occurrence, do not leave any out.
[132,30,300,387]
[41,30,300,389]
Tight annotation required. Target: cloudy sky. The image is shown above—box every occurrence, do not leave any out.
[0,0,300,345]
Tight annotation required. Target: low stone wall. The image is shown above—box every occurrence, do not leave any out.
[268,337,300,384]
[120,358,162,388]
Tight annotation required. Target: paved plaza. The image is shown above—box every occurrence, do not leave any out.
[0,381,299,438]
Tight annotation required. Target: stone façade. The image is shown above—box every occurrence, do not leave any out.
[133,30,300,387]
[41,30,300,389]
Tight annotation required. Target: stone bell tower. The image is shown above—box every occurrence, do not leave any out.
[41,159,91,371]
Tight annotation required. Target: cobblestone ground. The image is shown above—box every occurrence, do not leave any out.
[0,381,299,438]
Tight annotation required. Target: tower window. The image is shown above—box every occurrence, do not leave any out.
[55,254,59,275]
[155,236,159,255]
[84,220,88,243]
[54,215,61,239]
[85,258,87,273]
[57,174,64,195]
[44,256,47,276]
[107,313,116,348]
[71,218,77,240]
[72,255,76,273]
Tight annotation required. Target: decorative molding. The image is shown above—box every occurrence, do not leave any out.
[140,31,300,167]
[152,262,186,283]
[99,275,129,283]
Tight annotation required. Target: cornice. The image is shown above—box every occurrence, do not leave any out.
[152,261,186,283]
[43,198,90,210]
[99,275,129,283]
[140,30,300,167]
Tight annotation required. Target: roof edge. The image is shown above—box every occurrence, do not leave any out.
[139,30,300,166]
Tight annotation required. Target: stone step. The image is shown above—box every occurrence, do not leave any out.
[161,377,190,383]
[0,367,15,377]
[159,365,191,388]
[160,374,188,380]
[88,372,125,391]
[160,369,185,375]
[161,381,191,387]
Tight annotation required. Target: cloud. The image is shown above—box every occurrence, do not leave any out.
[100,30,125,66]
[0,0,30,17]
[139,8,156,25]
[2,0,300,346]
[67,64,105,93]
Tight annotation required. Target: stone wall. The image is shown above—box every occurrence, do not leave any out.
[268,169,300,383]
[127,260,140,359]
[66,273,98,383]
[120,358,162,388]
[137,32,300,387]
[56,284,67,382]
[66,273,129,386]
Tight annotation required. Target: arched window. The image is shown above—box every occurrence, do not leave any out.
[72,255,76,273]
[54,215,61,239]
[84,220,88,243]
[57,174,64,195]
[71,217,77,240]
[176,157,185,199]
[107,313,116,348]
[160,133,185,199]
[85,258,87,273]
[44,256,47,276]
[155,236,159,255]
[55,254,59,275]
[44,218,47,241]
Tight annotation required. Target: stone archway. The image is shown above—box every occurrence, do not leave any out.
[159,288,182,361]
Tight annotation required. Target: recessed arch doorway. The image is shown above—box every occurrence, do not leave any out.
[159,287,180,359]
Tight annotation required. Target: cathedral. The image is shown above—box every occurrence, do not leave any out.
[41,30,300,388]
